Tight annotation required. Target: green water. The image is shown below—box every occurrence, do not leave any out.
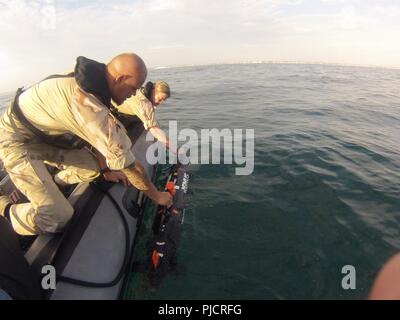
[123,63,400,299]
[1,63,399,300]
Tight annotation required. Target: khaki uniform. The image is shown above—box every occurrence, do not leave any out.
[116,89,158,130]
[0,77,135,235]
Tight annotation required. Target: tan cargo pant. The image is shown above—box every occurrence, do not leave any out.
[0,143,100,235]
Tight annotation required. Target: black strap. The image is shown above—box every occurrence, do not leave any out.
[11,88,55,145]
[11,86,86,149]
[40,72,75,83]
[10,73,75,147]
[10,70,117,149]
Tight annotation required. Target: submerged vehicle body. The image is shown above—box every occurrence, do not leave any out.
[147,164,190,289]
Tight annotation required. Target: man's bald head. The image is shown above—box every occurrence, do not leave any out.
[106,53,147,105]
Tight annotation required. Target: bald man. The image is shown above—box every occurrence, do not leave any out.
[0,53,172,235]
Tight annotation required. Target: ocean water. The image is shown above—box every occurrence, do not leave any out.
[1,63,400,299]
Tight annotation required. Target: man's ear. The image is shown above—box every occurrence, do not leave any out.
[115,75,126,84]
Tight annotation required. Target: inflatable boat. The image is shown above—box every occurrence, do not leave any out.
[0,124,190,300]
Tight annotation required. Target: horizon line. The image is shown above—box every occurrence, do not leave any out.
[150,60,400,72]
[1,60,399,96]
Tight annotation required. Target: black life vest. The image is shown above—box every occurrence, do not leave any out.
[142,81,154,100]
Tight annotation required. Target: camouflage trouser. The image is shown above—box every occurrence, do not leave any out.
[0,143,100,235]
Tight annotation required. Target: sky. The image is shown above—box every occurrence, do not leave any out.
[0,0,400,92]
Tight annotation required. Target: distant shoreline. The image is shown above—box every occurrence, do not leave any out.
[150,61,400,72]
[2,61,399,96]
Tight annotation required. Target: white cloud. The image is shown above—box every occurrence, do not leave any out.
[0,0,399,92]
